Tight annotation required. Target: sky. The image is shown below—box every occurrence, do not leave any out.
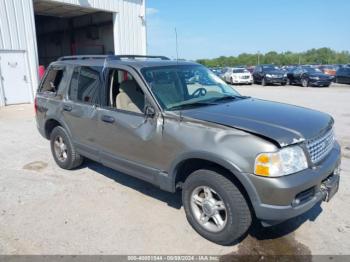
[146,0,350,60]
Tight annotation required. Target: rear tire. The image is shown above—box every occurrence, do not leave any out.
[50,126,83,170]
[182,169,252,245]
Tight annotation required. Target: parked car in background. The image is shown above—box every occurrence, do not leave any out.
[335,66,350,84]
[253,64,287,86]
[223,67,253,85]
[319,65,337,76]
[209,67,223,77]
[246,66,255,74]
[287,66,333,87]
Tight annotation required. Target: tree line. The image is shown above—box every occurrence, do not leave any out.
[196,48,350,67]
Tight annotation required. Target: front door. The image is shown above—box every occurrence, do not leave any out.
[97,67,163,183]
[0,51,31,105]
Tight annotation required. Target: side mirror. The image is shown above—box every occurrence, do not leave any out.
[145,106,156,118]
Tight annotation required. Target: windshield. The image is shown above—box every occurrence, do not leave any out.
[303,67,321,73]
[262,65,279,71]
[233,69,248,73]
[141,65,241,110]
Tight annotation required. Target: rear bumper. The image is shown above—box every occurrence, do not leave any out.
[247,142,341,224]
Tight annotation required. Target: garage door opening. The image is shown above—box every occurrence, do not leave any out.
[34,0,115,67]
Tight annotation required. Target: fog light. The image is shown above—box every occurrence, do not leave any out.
[291,198,300,207]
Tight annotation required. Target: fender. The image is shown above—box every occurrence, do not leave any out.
[166,151,261,206]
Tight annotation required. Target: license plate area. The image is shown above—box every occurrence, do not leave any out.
[321,174,340,202]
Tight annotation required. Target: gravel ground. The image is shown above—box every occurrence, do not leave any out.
[0,83,349,256]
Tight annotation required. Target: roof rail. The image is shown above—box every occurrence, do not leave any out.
[112,55,171,61]
[58,55,108,61]
[58,55,170,62]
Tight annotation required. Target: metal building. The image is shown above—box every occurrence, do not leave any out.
[0,0,146,106]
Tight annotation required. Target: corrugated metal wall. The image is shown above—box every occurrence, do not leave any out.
[0,0,38,106]
[0,0,146,106]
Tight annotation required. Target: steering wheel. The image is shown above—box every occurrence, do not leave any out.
[191,88,207,98]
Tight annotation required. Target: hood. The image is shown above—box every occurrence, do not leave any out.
[181,98,333,147]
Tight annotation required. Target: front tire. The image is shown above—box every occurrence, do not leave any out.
[301,78,309,87]
[182,169,252,245]
[261,77,267,86]
[50,126,83,170]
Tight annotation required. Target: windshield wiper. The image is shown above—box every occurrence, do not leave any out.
[210,95,249,103]
[168,101,216,111]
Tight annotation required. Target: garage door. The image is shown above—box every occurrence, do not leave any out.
[0,51,31,105]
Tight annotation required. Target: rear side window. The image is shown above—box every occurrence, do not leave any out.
[68,66,102,105]
[40,67,65,93]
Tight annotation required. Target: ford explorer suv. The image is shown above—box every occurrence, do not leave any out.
[35,55,341,245]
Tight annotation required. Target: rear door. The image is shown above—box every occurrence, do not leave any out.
[293,67,303,84]
[62,65,102,160]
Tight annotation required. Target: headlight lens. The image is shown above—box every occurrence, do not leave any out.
[283,73,287,77]
[309,76,319,80]
[266,74,272,78]
[254,146,308,177]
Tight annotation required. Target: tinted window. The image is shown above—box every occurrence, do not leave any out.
[40,67,65,93]
[69,66,102,105]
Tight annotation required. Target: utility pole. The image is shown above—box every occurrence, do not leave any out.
[257,51,260,65]
[175,28,179,61]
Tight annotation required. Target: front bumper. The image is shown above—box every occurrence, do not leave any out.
[248,142,341,224]
[309,79,332,87]
[265,77,287,84]
[232,78,253,84]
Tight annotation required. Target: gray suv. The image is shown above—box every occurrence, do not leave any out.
[36,55,341,245]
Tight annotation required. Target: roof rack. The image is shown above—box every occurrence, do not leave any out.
[113,55,170,61]
[58,55,108,61]
[58,55,170,61]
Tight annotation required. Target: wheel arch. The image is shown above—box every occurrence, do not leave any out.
[44,117,71,139]
[169,152,260,213]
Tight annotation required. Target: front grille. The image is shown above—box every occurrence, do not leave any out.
[272,74,283,78]
[306,128,335,163]
[241,75,250,79]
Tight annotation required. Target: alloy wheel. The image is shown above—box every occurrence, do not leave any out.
[53,135,68,162]
[190,186,227,232]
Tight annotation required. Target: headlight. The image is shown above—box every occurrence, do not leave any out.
[283,73,287,77]
[254,146,308,177]
[309,76,319,80]
[266,74,272,78]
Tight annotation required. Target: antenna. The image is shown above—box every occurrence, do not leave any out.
[175,27,179,61]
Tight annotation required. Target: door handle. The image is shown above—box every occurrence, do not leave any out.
[63,104,72,112]
[101,115,115,124]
